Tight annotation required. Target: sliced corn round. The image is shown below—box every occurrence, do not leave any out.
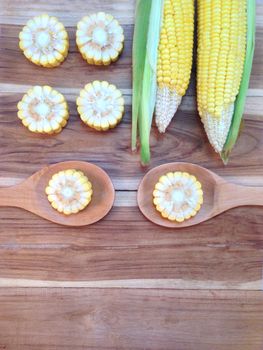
[17,85,69,134]
[46,169,93,215]
[19,14,69,67]
[153,171,203,222]
[76,12,124,65]
[76,80,125,131]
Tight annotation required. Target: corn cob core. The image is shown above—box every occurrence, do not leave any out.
[46,169,93,215]
[17,86,69,134]
[155,0,194,133]
[76,12,124,65]
[153,171,203,222]
[19,14,69,67]
[197,0,247,153]
[76,80,125,131]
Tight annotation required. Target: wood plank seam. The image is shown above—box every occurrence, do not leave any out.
[0,278,261,290]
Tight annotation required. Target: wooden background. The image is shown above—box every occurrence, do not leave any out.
[0,0,263,349]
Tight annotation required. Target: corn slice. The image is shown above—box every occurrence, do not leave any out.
[76,80,124,131]
[46,169,93,215]
[153,171,203,222]
[19,14,69,68]
[17,85,69,134]
[76,12,124,65]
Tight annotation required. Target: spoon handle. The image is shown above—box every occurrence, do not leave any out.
[0,184,26,208]
[217,182,263,211]
[231,184,263,206]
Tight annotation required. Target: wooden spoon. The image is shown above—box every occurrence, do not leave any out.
[0,161,115,226]
[138,162,263,228]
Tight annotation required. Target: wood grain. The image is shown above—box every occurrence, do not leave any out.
[0,206,262,288]
[0,289,262,350]
[0,0,263,348]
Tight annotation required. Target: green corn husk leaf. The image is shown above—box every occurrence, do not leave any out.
[221,0,256,164]
[132,0,163,165]
[131,0,151,151]
[139,0,163,165]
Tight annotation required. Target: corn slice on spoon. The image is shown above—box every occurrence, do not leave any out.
[0,161,114,226]
[138,162,263,228]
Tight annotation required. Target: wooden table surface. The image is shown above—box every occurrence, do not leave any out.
[0,1,263,349]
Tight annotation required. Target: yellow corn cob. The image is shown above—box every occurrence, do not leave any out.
[153,171,203,222]
[17,86,69,134]
[76,80,125,131]
[46,169,93,215]
[155,0,194,133]
[76,12,124,65]
[19,14,69,67]
[197,0,247,153]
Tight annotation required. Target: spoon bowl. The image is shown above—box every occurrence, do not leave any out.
[137,162,263,228]
[0,161,115,226]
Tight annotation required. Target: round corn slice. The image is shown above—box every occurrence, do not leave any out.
[19,14,69,67]
[76,80,125,131]
[76,12,124,65]
[153,171,203,223]
[46,169,93,215]
[17,85,69,134]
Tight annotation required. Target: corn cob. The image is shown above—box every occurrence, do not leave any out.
[155,0,194,133]
[17,86,69,134]
[46,169,93,215]
[76,12,124,65]
[197,0,247,154]
[19,14,69,67]
[76,80,124,131]
[153,171,203,222]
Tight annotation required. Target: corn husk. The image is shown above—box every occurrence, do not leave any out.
[132,0,163,165]
[221,0,256,164]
